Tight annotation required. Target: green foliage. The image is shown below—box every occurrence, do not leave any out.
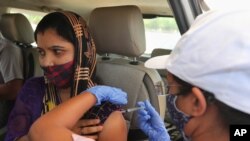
[25,14,43,25]
[144,17,178,32]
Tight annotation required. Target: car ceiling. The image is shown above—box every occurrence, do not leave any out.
[0,0,173,19]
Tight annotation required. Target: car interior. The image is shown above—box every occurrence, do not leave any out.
[89,5,167,140]
[0,0,222,140]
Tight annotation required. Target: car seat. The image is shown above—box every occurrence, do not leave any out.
[0,13,43,79]
[89,5,166,140]
[150,48,171,87]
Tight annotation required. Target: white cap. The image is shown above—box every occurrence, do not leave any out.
[145,10,250,115]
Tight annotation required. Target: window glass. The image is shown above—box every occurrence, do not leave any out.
[143,17,181,56]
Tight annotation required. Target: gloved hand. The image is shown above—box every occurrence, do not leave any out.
[137,100,170,141]
[85,85,127,105]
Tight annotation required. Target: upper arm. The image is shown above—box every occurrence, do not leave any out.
[0,44,23,82]
[98,111,127,141]
[0,44,24,99]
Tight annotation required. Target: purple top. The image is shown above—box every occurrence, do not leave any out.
[5,77,45,141]
[5,77,121,141]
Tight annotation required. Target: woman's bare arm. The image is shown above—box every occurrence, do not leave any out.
[27,85,128,141]
[28,92,96,141]
[98,111,127,141]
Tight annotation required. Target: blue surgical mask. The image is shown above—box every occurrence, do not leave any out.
[167,94,192,141]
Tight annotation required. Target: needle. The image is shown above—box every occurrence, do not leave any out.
[121,107,144,113]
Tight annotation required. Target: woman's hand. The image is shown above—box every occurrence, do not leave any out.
[72,119,103,140]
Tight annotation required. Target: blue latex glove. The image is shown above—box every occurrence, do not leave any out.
[137,100,171,141]
[85,85,127,105]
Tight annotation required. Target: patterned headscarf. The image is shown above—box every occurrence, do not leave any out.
[40,11,97,113]
[37,11,121,123]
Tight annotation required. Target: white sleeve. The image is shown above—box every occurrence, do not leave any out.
[72,134,94,141]
[0,41,23,82]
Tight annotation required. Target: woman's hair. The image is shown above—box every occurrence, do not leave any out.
[172,74,250,125]
[34,12,76,47]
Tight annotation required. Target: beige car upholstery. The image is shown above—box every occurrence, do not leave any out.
[0,13,43,79]
[0,13,34,44]
[89,5,166,140]
[150,48,171,83]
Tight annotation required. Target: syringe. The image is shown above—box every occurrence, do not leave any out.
[121,107,144,113]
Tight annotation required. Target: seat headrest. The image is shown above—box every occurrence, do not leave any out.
[0,13,34,44]
[151,48,172,58]
[89,5,146,57]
